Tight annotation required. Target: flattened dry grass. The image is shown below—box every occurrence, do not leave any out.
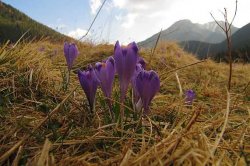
[0,40,249,165]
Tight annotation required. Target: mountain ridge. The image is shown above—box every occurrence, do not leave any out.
[138,19,238,48]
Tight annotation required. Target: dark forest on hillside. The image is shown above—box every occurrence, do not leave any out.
[0,2,70,43]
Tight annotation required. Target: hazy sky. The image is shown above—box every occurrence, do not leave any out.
[2,0,250,44]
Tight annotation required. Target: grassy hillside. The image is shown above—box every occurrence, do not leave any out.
[0,40,249,165]
[0,2,70,43]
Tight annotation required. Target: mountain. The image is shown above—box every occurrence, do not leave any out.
[182,23,250,62]
[0,2,70,43]
[138,19,238,48]
[225,22,250,50]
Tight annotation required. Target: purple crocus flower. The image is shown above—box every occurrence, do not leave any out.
[185,90,196,104]
[64,42,79,70]
[131,57,146,103]
[94,56,115,99]
[114,41,138,102]
[78,66,99,111]
[136,70,160,115]
[131,63,143,103]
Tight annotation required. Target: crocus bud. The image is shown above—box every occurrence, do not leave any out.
[78,66,99,111]
[185,90,195,105]
[94,56,115,99]
[114,41,138,102]
[136,70,160,115]
[64,42,79,70]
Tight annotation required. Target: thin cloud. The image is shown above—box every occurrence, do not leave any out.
[68,28,89,39]
[112,0,178,29]
[121,13,138,28]
[57,24,67,30]
[90,0,102,14]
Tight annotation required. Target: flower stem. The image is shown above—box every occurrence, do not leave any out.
[66,69,71,90]
[120,96,125,129]
[107,98,114,121]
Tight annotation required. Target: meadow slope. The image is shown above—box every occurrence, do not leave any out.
[0,40,249,165]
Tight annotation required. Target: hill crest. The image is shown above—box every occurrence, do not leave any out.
[0,2,70,43]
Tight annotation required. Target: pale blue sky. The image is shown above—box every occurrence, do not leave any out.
[2,0,250,44]
[3,0,91,31]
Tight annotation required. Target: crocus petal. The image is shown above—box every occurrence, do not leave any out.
[64,42,70,56]
[95,56,115,98]
[136,70,160,114]
[137,56,146,69]
[114,41,138,102]
[114,41,124,78]
[128,41,139,53]
[64,42,79,70]
[78,66,99,111]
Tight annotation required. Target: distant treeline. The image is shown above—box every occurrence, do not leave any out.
[181,40,250,62]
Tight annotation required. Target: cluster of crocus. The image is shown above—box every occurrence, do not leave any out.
[77,57,115,116]
[77,41,160,117]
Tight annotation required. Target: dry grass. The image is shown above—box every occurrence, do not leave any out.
[0,40,249,165]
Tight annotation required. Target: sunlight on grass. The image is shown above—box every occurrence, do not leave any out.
[0,39,249,165]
